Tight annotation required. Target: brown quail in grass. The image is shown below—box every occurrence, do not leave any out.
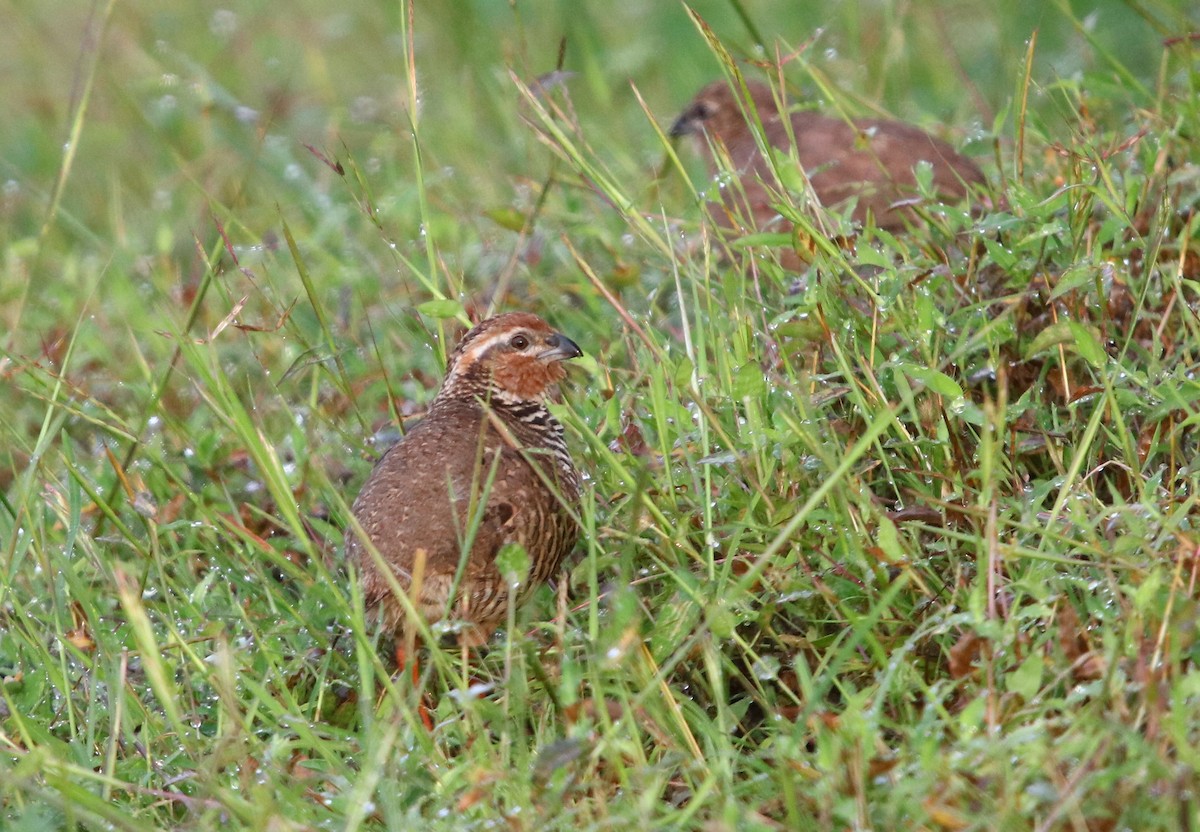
[346,312,583,651]
[671,80,987,239]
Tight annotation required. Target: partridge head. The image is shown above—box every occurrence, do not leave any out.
[346,312,583,649]
[671,80,987,238]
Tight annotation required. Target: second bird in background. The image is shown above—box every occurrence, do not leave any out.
[670,79,987,247]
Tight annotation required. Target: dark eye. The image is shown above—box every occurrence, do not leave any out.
[509,334,530,350]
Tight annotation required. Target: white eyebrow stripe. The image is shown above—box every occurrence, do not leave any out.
[460,329,524,361]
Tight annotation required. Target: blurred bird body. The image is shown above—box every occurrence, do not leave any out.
[671,80,987,236]
[346,312,582,648]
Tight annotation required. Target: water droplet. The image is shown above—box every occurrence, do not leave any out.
[751,655,781,681]
[210,9,238,38]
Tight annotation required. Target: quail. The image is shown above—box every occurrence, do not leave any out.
[670,79,987,238]
[346,312,583,650]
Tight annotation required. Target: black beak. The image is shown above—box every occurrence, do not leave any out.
[669,108,698,139]
[539,332,583,362]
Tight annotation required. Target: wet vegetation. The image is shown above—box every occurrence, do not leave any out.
[2,0,1200,829]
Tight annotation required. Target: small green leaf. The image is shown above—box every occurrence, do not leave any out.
[673,356,695,388]
[6,803,63,832]
[484,207,527,232]
[733,361,766,398]
[1048,265,1097,300]
[417,298,465,319]
[856,246,891,268]
[706,601,737,639]
[1006,651,1044,700]
[876,516,905,562]
[957,694,986,737]
[603,394,621,439]
[949,399,986,426]
[1068,321,1105,368]
[903,365,964,399]
[495,542,530,586]
[1131,568,1164,614]
[913,159,934,192]
[770,150,807,193]
[1025,321,1074,358]
[1025,320,1105,368]
[982,238,1018,271]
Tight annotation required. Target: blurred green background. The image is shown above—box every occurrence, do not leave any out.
[3,0,1193,290]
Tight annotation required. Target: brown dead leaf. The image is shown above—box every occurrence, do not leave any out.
[868,754,900,778]
[924,798,971,831]
[564,697,624,725]
[784,758,823,780]
[65,601,95,653]
[887,506,944,525]
[158,493,186,526]
[611,417,650,457]
[65,628,95,652]
[948,631,984,680]
[812,711,840,731]
[1058,604,1105,682]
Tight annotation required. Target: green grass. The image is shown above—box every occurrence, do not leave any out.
[3,0,1200,829]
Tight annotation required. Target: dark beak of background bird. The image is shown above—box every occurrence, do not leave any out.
[538,333,583,362]
[668,108,701,139]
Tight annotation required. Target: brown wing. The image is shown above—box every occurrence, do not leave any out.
[346,403,503,600]
[785,112,985,228]
[346,399,577,629]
